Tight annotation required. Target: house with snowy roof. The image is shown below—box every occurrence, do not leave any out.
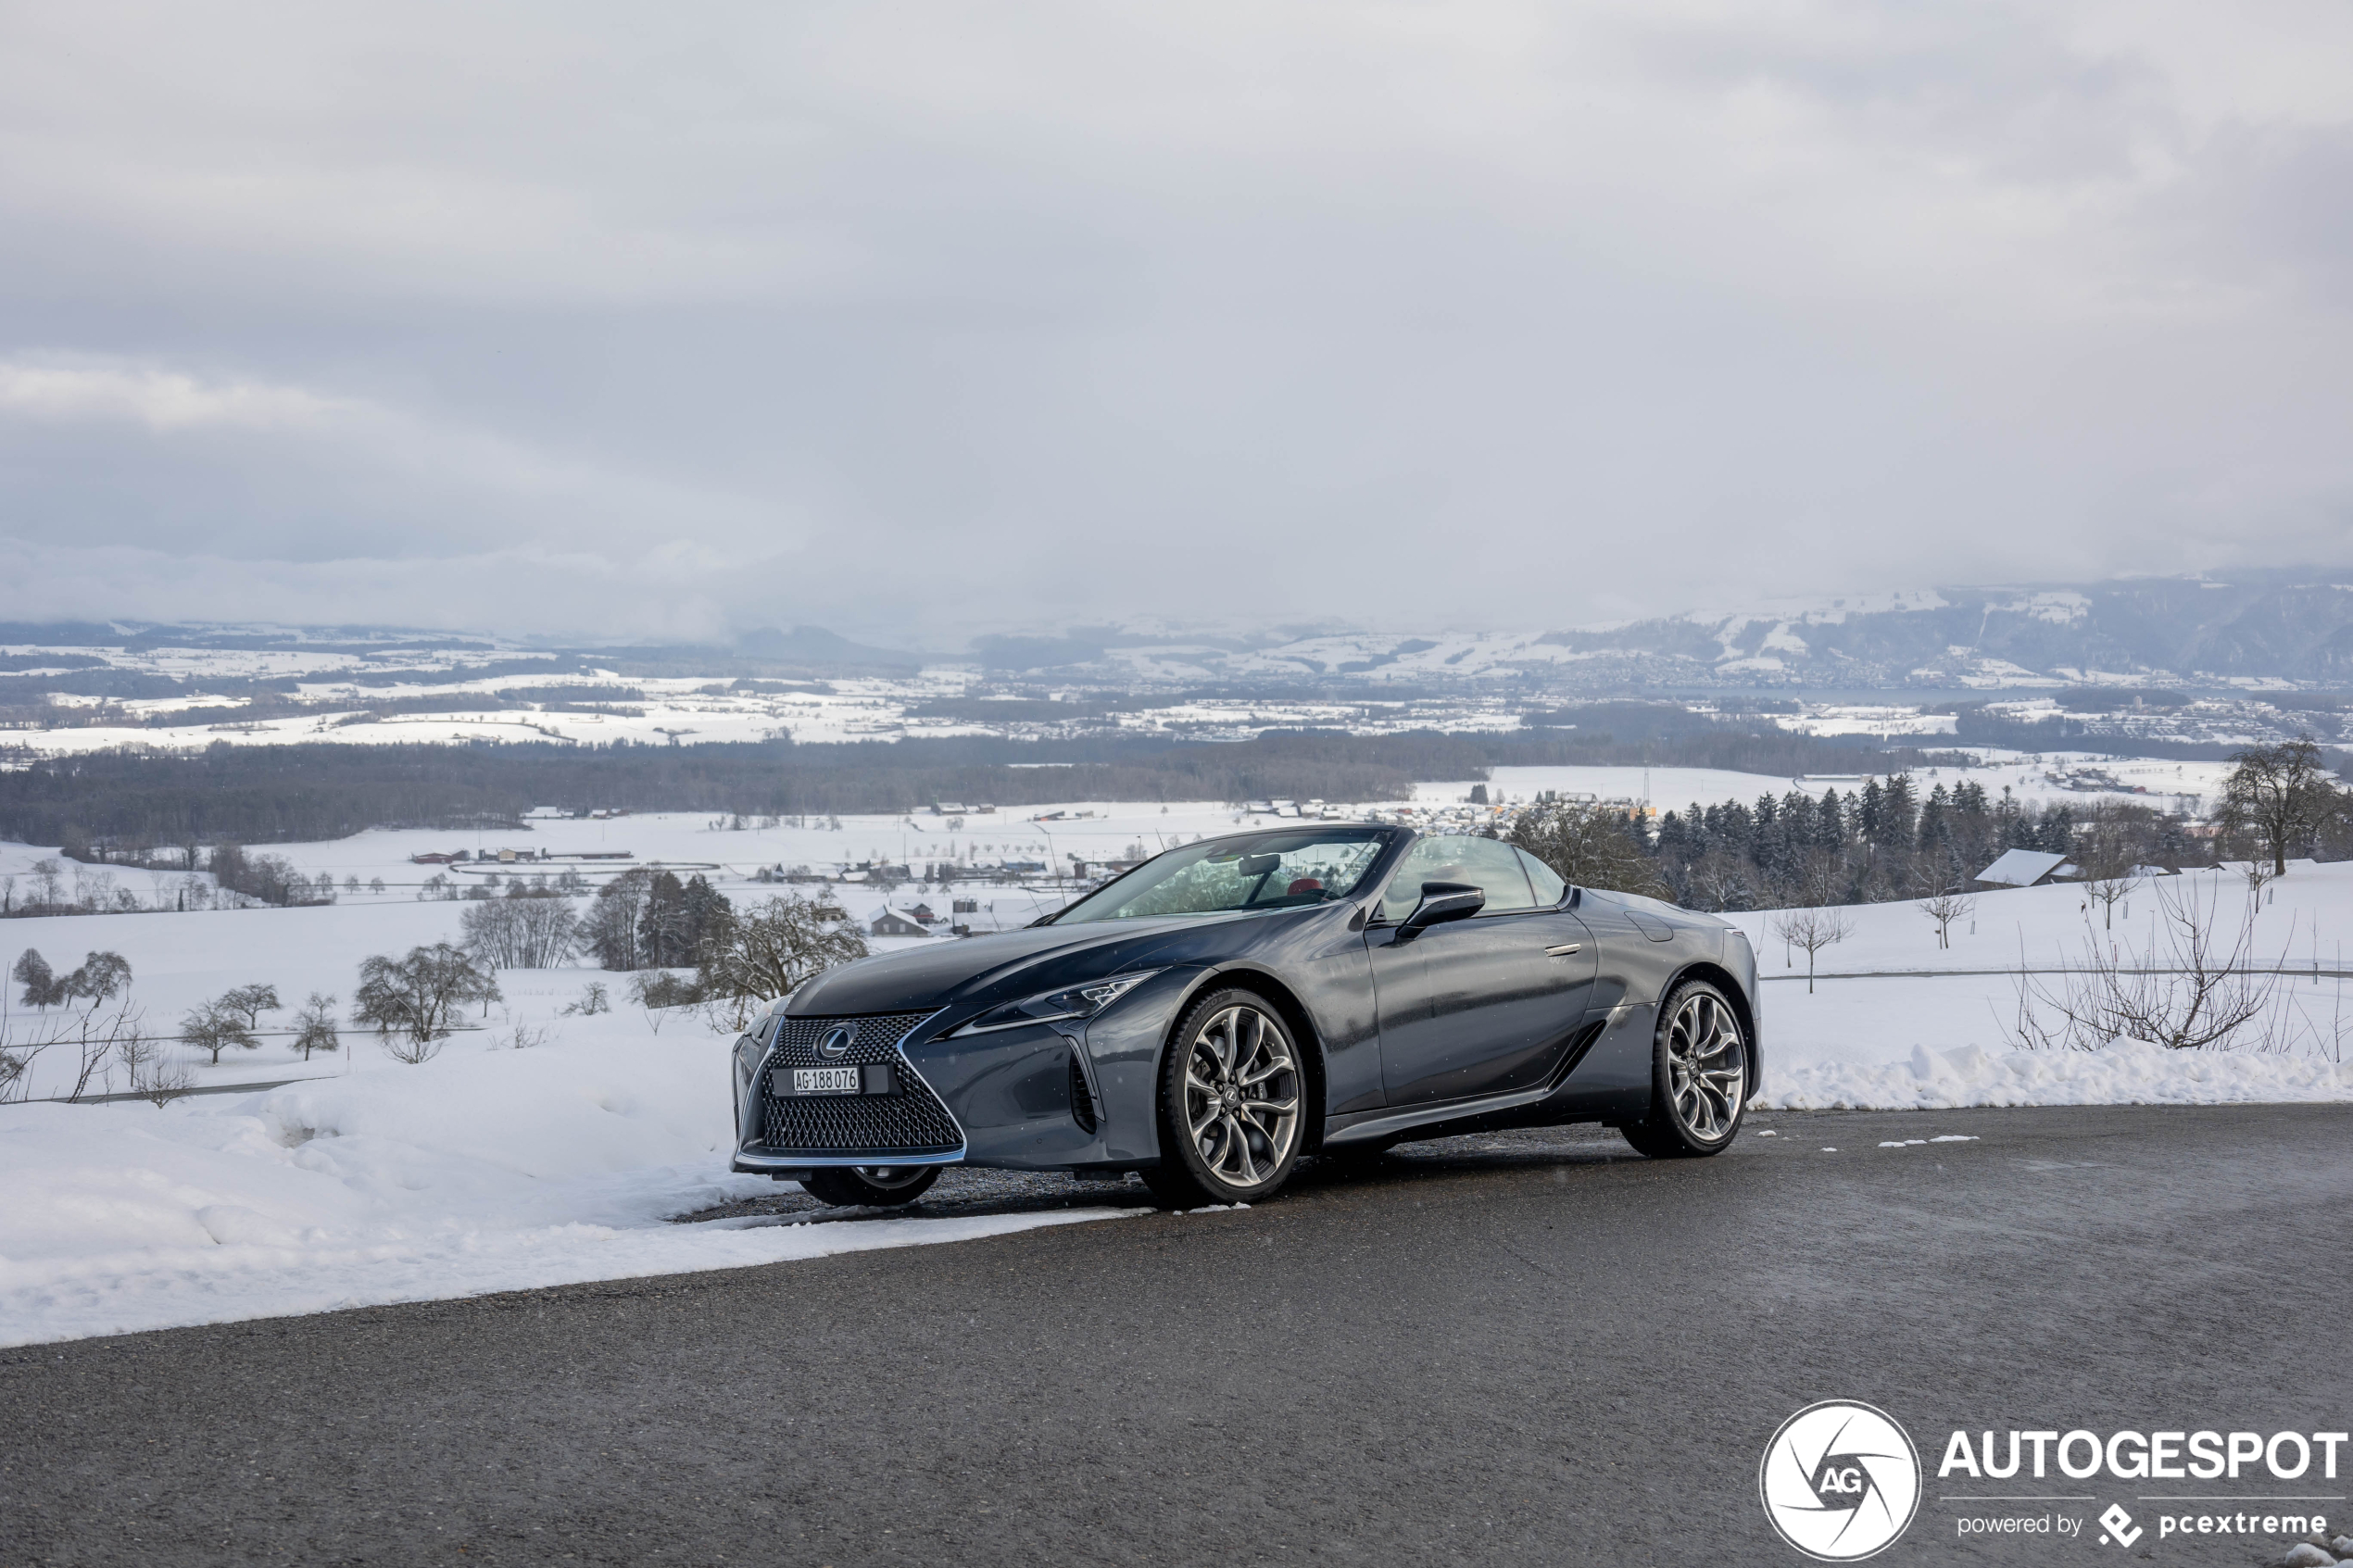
[1973,848,2080,889]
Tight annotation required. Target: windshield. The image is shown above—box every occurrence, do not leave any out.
[1048,829,1394,924]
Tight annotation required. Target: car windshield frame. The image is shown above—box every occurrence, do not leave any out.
[1042,826,1404,925]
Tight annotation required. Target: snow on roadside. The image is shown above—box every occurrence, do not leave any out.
[0,1035,1140,1348]
[1756,1039,2353,1112]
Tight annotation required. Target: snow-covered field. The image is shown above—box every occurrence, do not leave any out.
[1436,758,2233,815]
[4,799,2349,1349]
[0,1033,1142,1348]
[1734,862,2353,1110]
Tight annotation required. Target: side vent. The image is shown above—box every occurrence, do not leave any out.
[1068,1051,1099,1134]
[1546,1019,1610,1091]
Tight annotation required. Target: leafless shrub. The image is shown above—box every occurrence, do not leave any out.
[1767,904,1856,994]
[128,1045,195,1106]
[627,971,700,1033]
[0,996,150,1101]
[488,1008,552,1050]
[60,1000,145,1100]
[560,981,610,1017]
[2009,876,2330,1054]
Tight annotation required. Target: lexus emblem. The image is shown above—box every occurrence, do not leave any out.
[817,1026,855,1060]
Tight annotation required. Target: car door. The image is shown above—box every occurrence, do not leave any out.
[1366,836,1600,1106]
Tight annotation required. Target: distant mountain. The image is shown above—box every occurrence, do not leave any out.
[733,625,934,673]
[958,573,2353,692]
[1535,574,2353,689]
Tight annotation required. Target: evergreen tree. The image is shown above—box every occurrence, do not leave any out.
[1917,784,1951,859]
[1881,773,1919,849]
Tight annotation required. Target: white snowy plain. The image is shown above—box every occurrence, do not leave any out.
[0,1029,1144,1348]
[6,797,2352,1349]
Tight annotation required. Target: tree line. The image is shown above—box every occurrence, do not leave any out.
[1510,738,2348,913]
[0,722,1958,856]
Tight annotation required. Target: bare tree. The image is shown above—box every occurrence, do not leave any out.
[2073,805,2141,932]
[1917,890,1975,950]
[1768,903,1856,994]
[694,894,871,1029]
[12,949,58,1009]
[584,869,657,970]
[66,952,133,1009]
[2218,735,2345,876]
[1506,800,1669,899]
[217,983,283,1031]
[291,993,340,1060]
[355,944,501,1062]
[180,1001,258,1065]
[459,896,579,969]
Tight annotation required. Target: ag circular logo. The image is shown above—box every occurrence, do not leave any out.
[1758,1400,1921,1561]
[816,1026,854,1060]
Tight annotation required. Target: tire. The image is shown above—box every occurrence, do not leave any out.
[1142,988,1308,1208]
[1621,980,1750,1159]
[800,1164,942,1207]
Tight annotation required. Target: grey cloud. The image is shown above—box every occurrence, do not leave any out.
[1,0,2349,646]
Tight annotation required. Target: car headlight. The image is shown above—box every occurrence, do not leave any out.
[953,972,1161,1035]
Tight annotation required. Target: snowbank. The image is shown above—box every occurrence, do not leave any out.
[1757,1038,2353,1111]
[0,1035,1139,1348]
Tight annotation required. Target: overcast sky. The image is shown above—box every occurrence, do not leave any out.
[3,1,2350,646]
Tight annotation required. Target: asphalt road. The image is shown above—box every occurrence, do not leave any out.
[6,1103,2350,1568]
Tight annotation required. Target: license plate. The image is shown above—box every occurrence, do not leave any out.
[790,1067,860,1095]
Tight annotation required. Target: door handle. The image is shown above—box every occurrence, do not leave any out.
[1543,943,1582,957]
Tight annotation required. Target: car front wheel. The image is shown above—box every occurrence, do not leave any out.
[1622,980,1748,1159]
[1143,989,1306,1208]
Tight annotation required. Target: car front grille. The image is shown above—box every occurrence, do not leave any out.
[756,1011,963,1156]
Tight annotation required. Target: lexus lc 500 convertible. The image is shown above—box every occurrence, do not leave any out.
[730,823,1759,1209]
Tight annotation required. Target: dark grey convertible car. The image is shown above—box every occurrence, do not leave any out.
[731,823,1758,1208]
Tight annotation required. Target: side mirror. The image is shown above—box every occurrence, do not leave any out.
[1400,880,1485,937]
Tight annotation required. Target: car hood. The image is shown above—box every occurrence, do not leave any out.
[786,914,1213,1017]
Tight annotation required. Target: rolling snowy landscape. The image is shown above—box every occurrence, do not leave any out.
[5,771,2348,1349]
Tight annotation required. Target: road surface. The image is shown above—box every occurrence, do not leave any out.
[6,1103,2348,1565]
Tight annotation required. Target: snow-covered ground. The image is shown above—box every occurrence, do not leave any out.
[1734,862,2353,1110]
[6,801,2350,1349]
[0,1031,1142,1348]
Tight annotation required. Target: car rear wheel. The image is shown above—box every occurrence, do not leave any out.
[1143,990,1305,1208]
[1622,980,1748,1159]
[801,1164,942,1207]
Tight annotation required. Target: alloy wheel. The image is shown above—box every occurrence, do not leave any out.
[1180,1004,1301,1187]
[1665,990,1745,1142]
